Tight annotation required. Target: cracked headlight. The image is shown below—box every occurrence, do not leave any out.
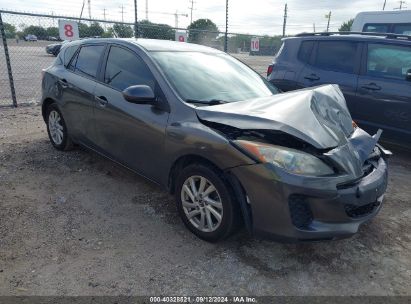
[234,140,334,176]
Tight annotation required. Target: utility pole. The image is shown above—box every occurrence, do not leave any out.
[103,8,107,30]
[88,0,91,19]
[79,0,85,20]
[134,0,138,38]
[224,0,228,52]
[313,23,316,32]
[145,0,148,20]
[326,11,332,32]
[189,0,195,25]
[282,3,288,37]
[383,0,387,10]
[120,5,124,22]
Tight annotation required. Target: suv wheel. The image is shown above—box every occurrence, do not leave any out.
[46,103,73,151]
[175,163,240,242]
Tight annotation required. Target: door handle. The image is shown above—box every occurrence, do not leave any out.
[58,78,68,88]
[95,95,108,107]
[304,74,320,81]
[361,83,381,91]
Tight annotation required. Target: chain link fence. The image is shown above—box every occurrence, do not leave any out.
[0,10,282,107]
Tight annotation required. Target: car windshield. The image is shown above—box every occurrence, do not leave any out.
[150,51,278,105]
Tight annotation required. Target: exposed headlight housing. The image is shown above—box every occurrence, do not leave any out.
[234,140,334,176]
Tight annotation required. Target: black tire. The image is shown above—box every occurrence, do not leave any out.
[175,163,241,242]
[45,103,73,151]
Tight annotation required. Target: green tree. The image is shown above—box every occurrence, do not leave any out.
[113,23,133,38]
[3,23,16,38]
[139,20,175,40]
[89,22,104,37]
[187,19,219,44]
[339,19,354,32]
[46,27,59,38]
[101,27,114,38]
[23,25,47,39]
[78,23,90,38]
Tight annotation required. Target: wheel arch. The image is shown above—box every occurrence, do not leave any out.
[41,97,57,122]
[168,153,253,234]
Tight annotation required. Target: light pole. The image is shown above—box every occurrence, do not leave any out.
[224,0,228,52]
[134,0,139,38]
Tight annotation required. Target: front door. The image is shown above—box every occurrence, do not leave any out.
[92,45,170,182]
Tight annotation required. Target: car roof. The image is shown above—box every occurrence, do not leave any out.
[66,38,223,53]
[284,33,411,44]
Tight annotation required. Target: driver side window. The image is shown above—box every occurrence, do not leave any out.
[104,46,155,91]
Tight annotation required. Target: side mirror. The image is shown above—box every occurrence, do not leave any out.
[122,85,156,104]
[406,69,411,81]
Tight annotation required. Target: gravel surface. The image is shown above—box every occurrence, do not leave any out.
[0,105,410,296]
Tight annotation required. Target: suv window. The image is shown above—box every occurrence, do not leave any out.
[71,45,105,78]
[393,23,411,35]
[367,43,411,80]
[314,41,358,74]
[298,41,314,63]
[104,46,155,91]
[363,23,389,33]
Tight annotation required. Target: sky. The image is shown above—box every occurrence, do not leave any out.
[0,0,406,35]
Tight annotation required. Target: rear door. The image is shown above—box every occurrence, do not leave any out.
[60,44,106,143]
[356,42,411,143]
[296,40,361,117]
[92,44,170,181]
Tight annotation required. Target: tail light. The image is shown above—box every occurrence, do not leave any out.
[41,69,46,79]
[267,64,273,77]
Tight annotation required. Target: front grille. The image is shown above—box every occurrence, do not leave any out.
[289,195,313,230]
[345,201,380,218]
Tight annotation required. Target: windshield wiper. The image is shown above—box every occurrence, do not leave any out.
[185,99,229,105]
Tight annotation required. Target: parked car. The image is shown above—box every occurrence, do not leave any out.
[41,38,390,242]
[46,40,68,56]
[267,32,411,146]
[351,10,411,34]
[24,34,37,41]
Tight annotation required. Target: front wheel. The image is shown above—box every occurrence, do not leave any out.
[46,103,73,151]
[175,163,240,242]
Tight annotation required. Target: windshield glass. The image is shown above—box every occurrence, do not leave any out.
[150,51,278,104]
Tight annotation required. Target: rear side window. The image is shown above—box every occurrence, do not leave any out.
[393,24,411,35]
[104,46,155,91]
[298,41,314,63]
[367,43,411,80]
[72,45,105,78]
[363,23,389,33]
[314,41,358,74]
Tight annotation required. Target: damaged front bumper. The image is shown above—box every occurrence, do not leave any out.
[229,146,389,242]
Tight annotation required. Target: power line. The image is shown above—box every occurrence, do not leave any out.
[282,3,287,37]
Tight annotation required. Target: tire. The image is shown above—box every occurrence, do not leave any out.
[175,163,240,242]
[45,103,73,151]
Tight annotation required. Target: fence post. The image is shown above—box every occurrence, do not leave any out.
[0,12,17,107]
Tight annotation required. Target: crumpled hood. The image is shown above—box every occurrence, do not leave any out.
[196,84,354,150]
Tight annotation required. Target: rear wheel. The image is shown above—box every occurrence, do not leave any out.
[46,103,73,151]
[175,163,240,242]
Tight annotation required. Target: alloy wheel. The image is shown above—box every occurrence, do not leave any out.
[181,175,224,232]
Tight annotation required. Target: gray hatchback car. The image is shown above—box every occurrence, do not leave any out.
[41,38,390,242]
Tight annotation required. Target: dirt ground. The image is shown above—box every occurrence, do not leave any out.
[0,105,410,296]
